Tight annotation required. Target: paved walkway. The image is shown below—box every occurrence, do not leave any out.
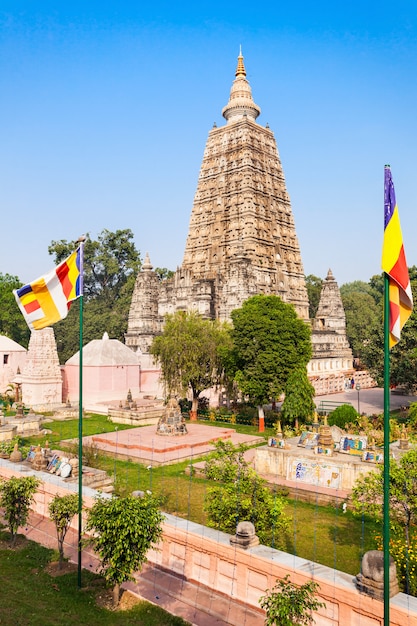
[16,511,264,626]
[315,387,415,415]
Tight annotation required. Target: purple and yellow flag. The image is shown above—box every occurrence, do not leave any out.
[13,247,82,331]
[381,166,413,348]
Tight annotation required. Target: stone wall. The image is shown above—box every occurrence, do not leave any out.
[0,462,415,626]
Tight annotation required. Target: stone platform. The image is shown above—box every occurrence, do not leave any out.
[82,424,264,466]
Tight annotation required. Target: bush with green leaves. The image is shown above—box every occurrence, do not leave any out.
[0,476,40,545]
[375,530,417,596]
[204,441,288,545]
[408,402,417,428]
[327,404,358,429]
[0,436,30,459]
[259,574,325,625]
[48,493,79,568]
[85,493,164,608]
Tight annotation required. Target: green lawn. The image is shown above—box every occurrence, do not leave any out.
[0,533,190,626]
[23,414,381,576]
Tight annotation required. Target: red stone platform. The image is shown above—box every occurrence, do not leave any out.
[84,424,264,466]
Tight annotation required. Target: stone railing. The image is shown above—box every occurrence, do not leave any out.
[310,371,376,396]
[0,461,415,626]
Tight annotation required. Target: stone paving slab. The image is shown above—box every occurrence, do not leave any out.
[83,424,264,465]
[316,387,415,415]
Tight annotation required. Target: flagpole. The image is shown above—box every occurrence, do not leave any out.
[77,237,85,589]
[383,271,390,626]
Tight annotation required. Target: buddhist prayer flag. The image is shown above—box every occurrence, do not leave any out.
[13,247,82,331]
[381,166,413,348]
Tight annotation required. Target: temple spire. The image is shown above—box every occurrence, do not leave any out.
[222,49,261,123]
[236,48,246,77]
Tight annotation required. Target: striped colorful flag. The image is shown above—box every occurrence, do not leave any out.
[13,247,82,331]
[381,166,413,348]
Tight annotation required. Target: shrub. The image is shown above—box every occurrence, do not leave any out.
[375,531,417,596]
[259,574,325,625]
[0,476,40,546]
[328,404,358,429]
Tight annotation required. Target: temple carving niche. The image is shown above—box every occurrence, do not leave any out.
[126,51,309,354]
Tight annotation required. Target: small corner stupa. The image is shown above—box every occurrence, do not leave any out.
[21,328,62,408]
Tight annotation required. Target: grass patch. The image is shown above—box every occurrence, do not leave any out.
[282,500,380,575]
[0,532,189,625]
[25,414,137,449]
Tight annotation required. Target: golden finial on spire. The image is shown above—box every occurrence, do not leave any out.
[236,47,246,77]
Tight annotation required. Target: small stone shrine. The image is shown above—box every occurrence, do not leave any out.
[32,444,48,472]
[3,404,42,436]
[317,415,333,453]
[156,398,188,436]
[9,443,23,463]
[356,550,399,600]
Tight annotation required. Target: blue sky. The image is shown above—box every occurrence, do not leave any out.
[2,1,417,286]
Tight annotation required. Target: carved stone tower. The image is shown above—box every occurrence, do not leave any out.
[127,51,309,353]
[180,51,309,321]
[309,269,353,373]
[126,253,160,353]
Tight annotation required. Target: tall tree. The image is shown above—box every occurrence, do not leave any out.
[49,228,141,302]
[340,280,375,298]
[150,311,231,419]
[48,229,141,362]
[352,449,417,549]
[154,267,175,281]
[305,274,323,319]
[281,366,316,428]
[361,278,417,389]
[341,291,380,360]
[228,295,312,431]
[0,273,30,347]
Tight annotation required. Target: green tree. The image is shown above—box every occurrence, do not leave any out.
[341,292,380,360]
[48,229,141,362]
[351,449,417,548]
[340,280,375,298]
[85,494,163,608]
[154,267,175,281]
[204,441,288,545]
[361,278,417,389]
[48,493,79,569]
[150,311,232,418]
[0,476,40,546]
[281,367,316,428]
[228,295,312,431]
[305,275,323,319]
[259,575,325,626]
[0,273,30,347]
